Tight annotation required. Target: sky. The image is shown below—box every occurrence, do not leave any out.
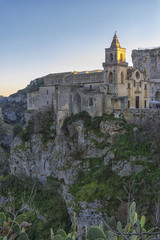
[0,0,160,96]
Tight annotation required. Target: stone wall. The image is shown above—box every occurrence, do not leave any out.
[27,91,39,110]
[124,108,160,124]
[132,48,160,80]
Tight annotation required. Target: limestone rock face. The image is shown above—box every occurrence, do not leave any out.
[10,117,121,233]
[1,78,44,125]
[8,116,146,234]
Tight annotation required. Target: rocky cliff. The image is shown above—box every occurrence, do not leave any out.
[1,77,44,125]
[9,110,160,235]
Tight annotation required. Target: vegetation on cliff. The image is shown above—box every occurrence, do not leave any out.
[1,111,160,239]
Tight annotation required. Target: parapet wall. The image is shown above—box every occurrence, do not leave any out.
[124,108,160,125]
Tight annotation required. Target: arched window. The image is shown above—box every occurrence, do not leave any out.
[120,53,123,61]
[121,71,124,83]
[110,53,113,61]
[109,72,113,84]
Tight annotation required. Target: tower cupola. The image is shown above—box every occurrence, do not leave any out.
[103,32,127,66]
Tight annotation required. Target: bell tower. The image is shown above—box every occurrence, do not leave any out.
[103,32,128,96]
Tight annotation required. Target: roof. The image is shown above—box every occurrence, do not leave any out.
[110,32,121,48]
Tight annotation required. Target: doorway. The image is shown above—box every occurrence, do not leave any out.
[135,96,139,108]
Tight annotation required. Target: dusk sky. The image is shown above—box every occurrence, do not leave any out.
[0,0,160,96]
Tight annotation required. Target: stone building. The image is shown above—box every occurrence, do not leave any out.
[27,33,150,128]
[132,47,160,107]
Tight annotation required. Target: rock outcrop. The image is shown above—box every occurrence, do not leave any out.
[9,111,153,235]
[1,77,44,125]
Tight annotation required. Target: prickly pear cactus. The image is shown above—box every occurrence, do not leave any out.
[17,232,28,240]
[54,234,63,240]
[87,226,106,240]
[0,212,6,229]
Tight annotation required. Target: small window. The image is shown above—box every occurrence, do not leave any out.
[128,83,130,89]
[152,87,154,93]
[47,101,49,105]
[89,98,93,106]
[144,100,147,108]
[109,72,113,84]
[139,81,141,87]
[136,71,140,79]
[47,90,48,95]
[121,72,124,84]
[134,80,136,87]
[128,101,130,108]
[89,85,93,90]
[120,53,123,61]
[110,53,113,61]
[144,84,147,90]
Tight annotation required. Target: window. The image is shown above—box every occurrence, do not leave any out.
[136,96,139,109]
[128,83,131,89]
[110,53,113,61]
[47,90,48,95]
[121,72,124,84]
[134,80,136,87]
[89,85,93,90]
[47,101,49,105]
[120,53,123,61]
[128,101,130,108]
[136,71,140,79]
[139,81,141,87]
[144,84,147,90]
[144,100,147,108]
[89,98,93,106]
[109,72,113,84]
[152,87,154,93]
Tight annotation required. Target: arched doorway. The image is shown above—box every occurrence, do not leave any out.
[155,91,160,101]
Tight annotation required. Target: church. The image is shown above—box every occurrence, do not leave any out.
[27,33,156,128]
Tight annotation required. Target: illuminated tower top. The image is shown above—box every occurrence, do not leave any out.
[103,32,127,66]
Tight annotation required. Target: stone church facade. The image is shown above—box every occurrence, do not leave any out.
[27,33,158,128]
[132,47,160,107]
